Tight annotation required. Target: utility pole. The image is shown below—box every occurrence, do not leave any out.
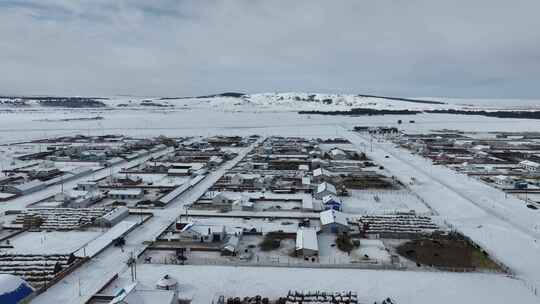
[128,251,137,282]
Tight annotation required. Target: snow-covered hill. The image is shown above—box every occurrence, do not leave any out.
[1,92,538,112]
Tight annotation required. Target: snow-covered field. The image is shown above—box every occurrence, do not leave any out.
[109,264,538,304]
[342,189,432,215]
[5,109,540,146]
[6,230,103,254]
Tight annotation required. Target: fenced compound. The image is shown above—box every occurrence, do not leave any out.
[145,251,405,271]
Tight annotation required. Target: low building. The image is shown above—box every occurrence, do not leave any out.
[492,175,514,187]
[295,228,319,258]
[328,148,348,160]
[221,235,240,255]
[312,168,332,183]
[77,181,98,192]
[167,168,190,176]
[108,188,143,200]
[95,206,130,227]
[2,180,46,195]
[302,195,314,212]
[231,197,254,211]
[208,156,224,168]
[0,192,16,202]
[114,174,142,185]
[298,164,310,172]
[314,182,337,199]
[210,192,230,204]
[177,222,226,243]
[320,209,349,233]
[56,190,103,208]
[108,282,176,304]
[322,195,342,211]
[520,160,540,173]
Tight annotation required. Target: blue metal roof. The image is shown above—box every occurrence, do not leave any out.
[0,274,34,304]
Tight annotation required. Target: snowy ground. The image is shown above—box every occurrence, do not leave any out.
[3,100,540,303]
[5,230,103,254]
[5,107,540,145]
[342,189,432,215]
[107,264,539,304]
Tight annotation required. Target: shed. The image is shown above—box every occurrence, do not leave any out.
[167,168,190,176]
[295,228,319,257]
[320,209,349,233]
[108,189,143,200]
[298,164,310,172]
[520,160,540,173]
[322,195,342,211]
[314,182,337,199]
[222,235,240,255]
[77,181,98,192]
[2,180,46,195]
[328,148,348,160]
[178,222,226,243]
[302,195,314,212]
[95,206,130,227]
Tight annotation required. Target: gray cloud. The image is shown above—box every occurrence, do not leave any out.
[1,0,539,98]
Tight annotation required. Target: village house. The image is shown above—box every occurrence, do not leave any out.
[520,160,540,174]
[319,209,349,233]
[493,175,514,188]
[295,228,319,258]
[221,235,241,256]
[176,222,226,243]
[1,180,46,196]
[77,181,99,192]
[314,182,337,199]
[113,174,143,186]
[312,168,333,183]
[322,195,342,211]
[231,197,254,211]
[167,168,191,176]
[108,188,144,200]
[55,189,103,208]
[94,206,130,227]
[327,148,348,160]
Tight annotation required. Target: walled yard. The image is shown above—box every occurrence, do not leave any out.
[396,237,502,271]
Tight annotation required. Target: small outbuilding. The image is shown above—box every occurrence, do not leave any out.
[520,160,540,173]
[2,180,46,195]
[95,206,130,227]
[314,182,337,199]
[320,209,349,233]
[295,228,319,258]
[108,189,143,200]
[322,195,342,211]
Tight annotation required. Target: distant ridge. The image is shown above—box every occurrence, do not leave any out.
[160,92,246,100]
[357,94,445,105]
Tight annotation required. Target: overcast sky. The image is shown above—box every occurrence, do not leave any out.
[1,0,539,98]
